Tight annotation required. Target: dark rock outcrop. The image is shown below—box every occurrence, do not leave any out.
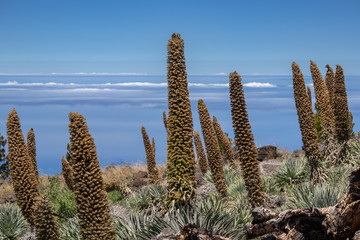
[257,145,277,161]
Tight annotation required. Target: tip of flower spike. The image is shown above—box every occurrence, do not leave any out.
[229,71,240,80]
[171,33,181,40]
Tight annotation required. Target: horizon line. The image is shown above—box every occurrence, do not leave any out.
[0,72,292,76]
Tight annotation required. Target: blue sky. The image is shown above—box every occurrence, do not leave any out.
[0,0,359,74]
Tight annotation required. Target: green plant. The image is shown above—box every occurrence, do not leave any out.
[226,177,248,202]
[166,33,197,206]
[271,158,309,188]
[60,217,82,240]
[261,176,281,195]
[288,182,344,209]
[165,196,247,239]
[125,184,166,211]
[108,190,124,205]
[0,204,29,240]
[326,164,352,189]
[114,211,166,240]
[116,195,251,240]
[43,175,76,220]
[345,139,360,166]
[204,165,239,187]
[229,71,265,206]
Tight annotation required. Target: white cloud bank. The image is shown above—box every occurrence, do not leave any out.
[244,82,277,88]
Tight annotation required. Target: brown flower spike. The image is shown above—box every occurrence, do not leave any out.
[141,126,159,182]
[193,131,208,174]
[333,65,352,142]
[33,197,60,240]
[166,33,196,205]
[212,116,236,169]
[198,99,227,196]
[6,109,39,226]
[292,62,324,183]
[68,112,116,240]
[310,61,336,145]
[229,71,265,207]
[307,86,312,109]
[163,111,169,134]
[61,156,74,191]
[26,128,39,185]
[325,64,335,111]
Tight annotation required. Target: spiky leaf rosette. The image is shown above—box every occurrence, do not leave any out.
[68,112,116,240]
[334,65,352,142]
[141,126,159,182]
[33,197,60,240]
[307,86,312,109]
[292,63,324,183]
[310,61,336,142]
[193,131,208,174]
[325,65,335,111]
[229,72,265,207]
[26,128,39,185]
[197,100,227,196]
[212,116,236,169]
[61,156,74,191]
[6,109,39,226]
[166,33,196,205]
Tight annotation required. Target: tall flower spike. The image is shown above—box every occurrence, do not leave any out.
[68,112,116,240]
[152,137,156,160]
[198,99,227,196]
[6,109,39,226]
[307,86,312,109]
[229,71,265,207]
[310,61,336,147]
[333,65,352,142]
[212,116,236,169]
[292,62,324,183]
[166,33,196,205]
[193,131,208,174]
[163,111,169,134]
[141,126,159,182]
[27,128,39,185]
[61,156,74,191]
[325,64,335,111]
[33,197,60,240]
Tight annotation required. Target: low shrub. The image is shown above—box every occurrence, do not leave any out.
[42,175,76,220]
